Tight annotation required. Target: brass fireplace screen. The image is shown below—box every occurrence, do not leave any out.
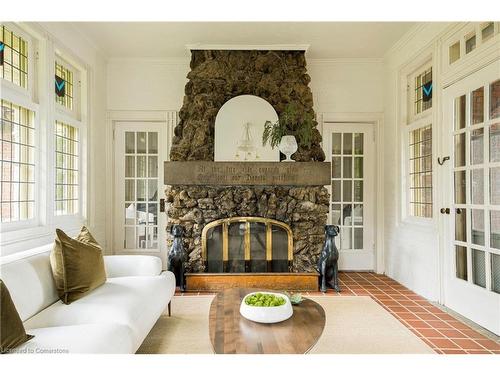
[201,217,293,273]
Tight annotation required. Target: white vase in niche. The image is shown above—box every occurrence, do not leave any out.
[278,135,298,162]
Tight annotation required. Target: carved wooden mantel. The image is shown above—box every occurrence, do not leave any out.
[164,161,331,186]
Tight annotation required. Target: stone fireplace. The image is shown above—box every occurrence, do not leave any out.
[165,49,330,275]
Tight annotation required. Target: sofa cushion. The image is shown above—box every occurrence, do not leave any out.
[104,255,162,277]
[0,280,34,353]
[76,226,102,250]
[50,228,106,304]
[24,273,175,351]
[13,324,133,354]
[0,245,58,322]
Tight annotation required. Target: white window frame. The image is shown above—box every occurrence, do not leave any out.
[51,50,86,228]
[399,54,437,226]
[1,22,88,249]
[1,23,40,233]
[404,118,434,223]
[51,116,85,227]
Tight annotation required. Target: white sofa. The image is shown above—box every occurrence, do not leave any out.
[0,244,176,354]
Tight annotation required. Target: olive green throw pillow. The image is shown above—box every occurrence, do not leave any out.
[50,227,106,304]
[76,225,102,249]
[0,280,34,354]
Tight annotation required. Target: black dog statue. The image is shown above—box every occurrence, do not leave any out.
[167,224,188,292]
[318,225,341,293]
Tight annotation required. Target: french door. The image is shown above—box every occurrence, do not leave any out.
[442,61,500,335]
[114,122,168,263]
[323,123,375,270]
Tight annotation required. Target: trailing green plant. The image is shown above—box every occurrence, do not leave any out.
[262,103,314,149]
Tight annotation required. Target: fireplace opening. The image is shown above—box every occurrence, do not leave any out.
[201,217,293,273]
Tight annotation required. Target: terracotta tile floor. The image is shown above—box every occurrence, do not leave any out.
[177,271,500,354]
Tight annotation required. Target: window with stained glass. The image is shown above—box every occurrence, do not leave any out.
[414,67,432,115]
[55,60,74,110]
[0,25,28,89]
[405,60,434,220]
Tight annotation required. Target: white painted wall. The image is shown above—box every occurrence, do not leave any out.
[308,59,384,114]
[382,23,450,301]
[106,57,384,115]
[107,58,190,111]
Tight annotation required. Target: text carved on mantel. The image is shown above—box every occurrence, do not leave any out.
[164,161,331,186]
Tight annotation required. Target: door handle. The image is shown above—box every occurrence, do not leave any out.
[440,208,450,214]
[160,198,165,213]
[437,156,450,165]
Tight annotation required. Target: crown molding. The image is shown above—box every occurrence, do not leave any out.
[307,57,383,65]
[383,23,430,59]
[185,43,310,52]
[106,57,190,66]
[383,22,458,61]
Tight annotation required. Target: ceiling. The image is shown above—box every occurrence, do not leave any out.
[68,22,416,59]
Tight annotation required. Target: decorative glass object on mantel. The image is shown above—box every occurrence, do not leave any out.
[262,103,314,162]
[235,122,260,161]
[278,135,298,162]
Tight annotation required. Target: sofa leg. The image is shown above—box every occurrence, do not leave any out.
[168,301,171,317]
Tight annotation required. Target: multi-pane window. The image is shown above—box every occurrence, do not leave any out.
[55,121,79,216]
[0,25,28,89]
[448,23,497,66]
[55,61,74,110]
[0,24,87,239]
[1,100,35,222]
[405,61,434,219]
[409,125,433,218]
[414,67,432,115]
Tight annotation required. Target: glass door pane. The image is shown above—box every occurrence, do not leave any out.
[330,132,365,250]
[124,131,159,250]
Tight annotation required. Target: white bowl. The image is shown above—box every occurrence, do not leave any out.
[239,292,293,324]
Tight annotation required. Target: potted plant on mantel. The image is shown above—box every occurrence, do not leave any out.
[262,103,314,162]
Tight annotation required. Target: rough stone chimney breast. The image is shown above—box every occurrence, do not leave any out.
[166,50,330,273]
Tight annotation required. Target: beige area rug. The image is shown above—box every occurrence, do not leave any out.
[137,295,434,354]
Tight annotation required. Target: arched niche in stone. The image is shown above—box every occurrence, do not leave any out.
[214,95,279,162]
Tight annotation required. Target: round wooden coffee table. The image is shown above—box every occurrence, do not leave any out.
[208,288,326,354]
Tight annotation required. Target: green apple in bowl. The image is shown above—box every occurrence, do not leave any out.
[240,292,293,323]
